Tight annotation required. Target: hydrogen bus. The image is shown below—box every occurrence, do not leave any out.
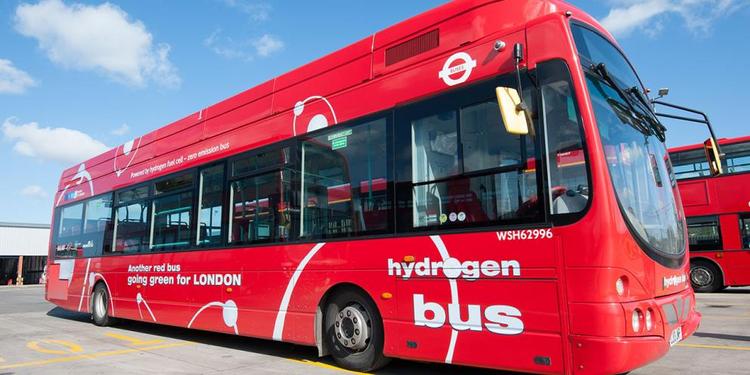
[45,0,701,373]
[669,136,750,292]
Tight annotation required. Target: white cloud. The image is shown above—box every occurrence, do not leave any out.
[204,30,283,60]
[21,185,48,200]
[111,123,130,136]
[600,0,749,37]
[14,0,180,88]
[0,59,37,94]
[252,34,284,57]
[2,117,109,164]
[221,0,271,21]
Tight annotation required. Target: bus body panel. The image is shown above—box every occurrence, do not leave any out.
[46,1,700,374]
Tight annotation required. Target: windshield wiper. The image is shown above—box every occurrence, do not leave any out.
[626,86,667,141]
[590,63,652,136]
[591,63,666,141]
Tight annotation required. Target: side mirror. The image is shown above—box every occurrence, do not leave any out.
[703,137,723,176]
[496,87,530,135]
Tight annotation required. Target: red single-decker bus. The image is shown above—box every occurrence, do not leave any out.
[45,1,700,373]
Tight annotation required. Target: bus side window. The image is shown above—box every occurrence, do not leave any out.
[113,186,150,254]
[686,216,722,251]
[197,165,225,247]
[538,60,590,216]
[669,149,711,180]
[740,214,750,249]
[82,194,114,256]
[723,141,750,174]
[54,202,84,258]
[300,118,392,239]
[151,173,194,251]
[229,170,295,244]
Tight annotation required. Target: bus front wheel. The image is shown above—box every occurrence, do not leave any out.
[91,283,115,326]
[323,289,389,372]
[690,260,723,293]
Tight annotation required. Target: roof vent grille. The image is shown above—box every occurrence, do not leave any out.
[385,29,439,67]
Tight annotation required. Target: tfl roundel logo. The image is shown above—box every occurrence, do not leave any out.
[438,52,477,86]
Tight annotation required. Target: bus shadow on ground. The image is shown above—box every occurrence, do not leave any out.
[45,307,506,374]
[720,288,750,294]
[693,332,750,343]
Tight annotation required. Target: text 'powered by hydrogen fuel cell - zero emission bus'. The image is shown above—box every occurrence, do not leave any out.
[45,1,705,373]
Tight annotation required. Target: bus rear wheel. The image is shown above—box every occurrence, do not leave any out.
[91,283,115,326]
[690,260,723,293]
[323,289,389,372]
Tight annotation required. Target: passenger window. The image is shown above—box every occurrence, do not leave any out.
[669,149,711,180]
[197,165,225,246]
[230,170,295,244]
[113,186,150,253]
[723,141,750,174]
[151,173,194,251]
[461,102,523,171]
[300,118,392,239]
[687,216,722,251]
[539,60,590,216]
[740,214,750,249]
[233,148,290,176]
[82,195,113,256]
[412,111,459,183]
[152,191,193,251]
[401,87,539,230]
[55,202,84,258]
[114,202,149,253]
[59,203,83,239]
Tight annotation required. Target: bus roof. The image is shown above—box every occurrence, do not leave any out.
[56,0,605,204]
[668,135,750,154]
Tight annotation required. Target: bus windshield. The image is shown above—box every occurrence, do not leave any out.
[572,24,686,261]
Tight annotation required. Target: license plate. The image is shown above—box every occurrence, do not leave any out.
[669,326,683,346]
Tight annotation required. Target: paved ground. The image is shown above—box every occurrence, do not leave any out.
[0,286,748,374]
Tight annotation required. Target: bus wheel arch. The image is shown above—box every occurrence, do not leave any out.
[690,258,724,293]
[317,283,390,371]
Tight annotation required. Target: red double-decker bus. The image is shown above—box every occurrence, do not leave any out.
[45,1,700,373]
[669,136,750,292]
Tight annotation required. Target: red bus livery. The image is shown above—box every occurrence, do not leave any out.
[670,136,750,292]
[46,1,700,373]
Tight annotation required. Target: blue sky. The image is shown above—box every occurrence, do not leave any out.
[1,0,748,224]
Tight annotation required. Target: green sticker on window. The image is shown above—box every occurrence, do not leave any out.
[331,137,348,150]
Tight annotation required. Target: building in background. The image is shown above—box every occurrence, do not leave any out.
[0,222,49,285]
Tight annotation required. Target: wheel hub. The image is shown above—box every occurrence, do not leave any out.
[334,304,370,351]
[691,266,713,287]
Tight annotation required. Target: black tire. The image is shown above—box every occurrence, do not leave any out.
[324,289,390,372]
[91,283,116,326]
[690,260,723,293]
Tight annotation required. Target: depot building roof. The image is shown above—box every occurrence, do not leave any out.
[0,222,50,257]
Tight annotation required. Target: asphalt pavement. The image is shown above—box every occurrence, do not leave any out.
[0,286,748,374]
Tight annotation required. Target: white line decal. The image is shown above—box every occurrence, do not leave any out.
[113,137,142,177]
[188,300,239,335]
[292,96,337,136]
[429,235,459,364]
[56,184,70,206]
[272,242,325,341]
[77,259,91,312]
[136,292,157,322]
